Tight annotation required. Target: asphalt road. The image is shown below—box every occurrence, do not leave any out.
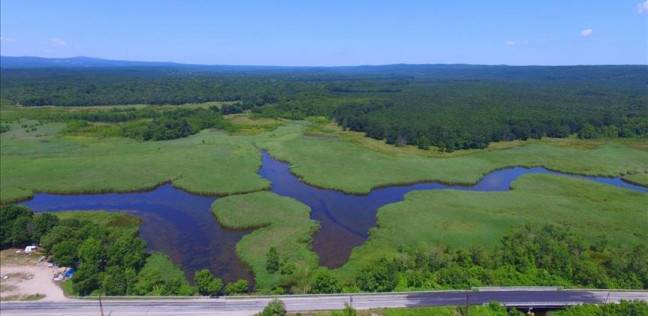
[1,290,647,316]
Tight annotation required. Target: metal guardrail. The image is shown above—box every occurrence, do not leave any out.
[473,286,562,292]
[71,289,474,300]
[63,287,648,301]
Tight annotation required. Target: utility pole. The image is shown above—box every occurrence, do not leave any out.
[99,295,105,316]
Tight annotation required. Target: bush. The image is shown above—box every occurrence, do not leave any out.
[266,247,280,273]
[225,279,249,295]
[332,303,356,316]
[310,269,341,294]
[133,253,194,296]
[355,258,398,292]
[194,269,223,296]
[553,300,648,316]
[260,299,286,316]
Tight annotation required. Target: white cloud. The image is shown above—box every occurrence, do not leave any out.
[637,0,648,14]
[0,36,16,43]
[50,37,68,47]
[580,28,593,37]
[505,40,516,47]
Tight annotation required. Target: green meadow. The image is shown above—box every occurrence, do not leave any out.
[0,123,269,203]
[337,173,648,279]
[212,191,319,292]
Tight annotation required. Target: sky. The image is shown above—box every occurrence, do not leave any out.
[1,0,647,66]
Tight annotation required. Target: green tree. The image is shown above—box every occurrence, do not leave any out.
[224,279,248,295]
[78,237,105,268]
[32,213,59,242]
[10,216,33,246]
[0,205,37,248]
[106,233,146,271]
[40,225,75,254]
[266,246,280,273]
[355,259,398,292]
[310,270,341,294]
[194,269,223,296]
[554,301,648,316]
[103,266,128,295]
[260,299,286,316]
[279,259,295,275]
[417,135,430,150]
[51,240,79,266]
[133,254,194,296]
[578,123,598,139]
[72,264,101,296]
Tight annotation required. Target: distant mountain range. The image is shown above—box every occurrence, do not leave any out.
[4,55,634,70]
[0,55,339,70]
[0,56,188,68]
[1,56,645,77]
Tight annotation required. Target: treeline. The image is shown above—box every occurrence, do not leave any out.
[0,68,288,107]
[2,65,648,149]
[121,107,226,141]
[53,107,227,141]
[332,83,648,151]
[292,225,647,294]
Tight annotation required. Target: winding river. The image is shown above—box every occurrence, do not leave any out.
[23,150,647,283]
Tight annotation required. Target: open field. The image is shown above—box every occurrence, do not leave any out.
[212,192,319,292]
[337,173,648,280]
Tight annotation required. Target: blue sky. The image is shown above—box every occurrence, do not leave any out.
[1,0,647,66]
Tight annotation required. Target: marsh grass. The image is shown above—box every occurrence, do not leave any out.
[212,192,319,292]
[337,174,648,279]
[262,122,648,193]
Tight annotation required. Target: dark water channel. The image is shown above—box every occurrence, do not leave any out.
[257,151,647,267]
[23,151,647,283]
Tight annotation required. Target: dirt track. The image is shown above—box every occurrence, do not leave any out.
[1,264,67,302]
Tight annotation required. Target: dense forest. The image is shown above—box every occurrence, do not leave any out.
[2,62,647,150]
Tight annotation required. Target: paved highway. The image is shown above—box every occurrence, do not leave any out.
[1,290,647,316]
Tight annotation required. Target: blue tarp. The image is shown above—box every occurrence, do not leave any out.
[64,268,75,279]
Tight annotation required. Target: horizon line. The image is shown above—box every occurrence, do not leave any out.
[1,55,647,68]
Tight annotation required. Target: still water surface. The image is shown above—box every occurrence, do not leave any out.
[257,151,647,267]
[23,151,647,282]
